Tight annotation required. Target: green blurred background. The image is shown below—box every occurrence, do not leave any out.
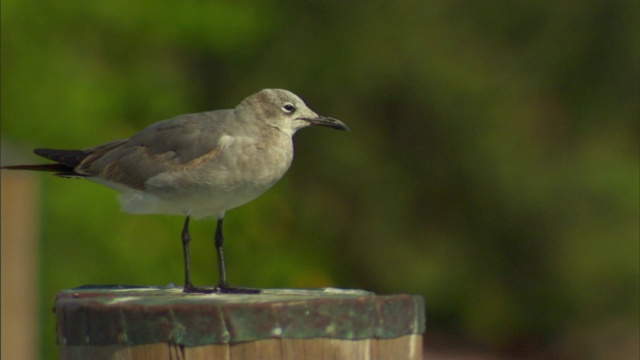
[1,1,638,359]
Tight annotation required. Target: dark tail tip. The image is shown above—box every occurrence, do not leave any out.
[34,148,88,168]
[1,148,89,176]
[1,163,78,176]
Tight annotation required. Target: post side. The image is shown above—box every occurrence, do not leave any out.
[55,287,426,360]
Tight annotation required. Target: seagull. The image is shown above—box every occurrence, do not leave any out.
[2,89,349,293]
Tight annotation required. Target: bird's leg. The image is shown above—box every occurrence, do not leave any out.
[182,216,213,293]
[214,217,229,289]
[214,218,260,294]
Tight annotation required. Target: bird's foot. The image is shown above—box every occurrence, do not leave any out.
[182,283,261,294]
[183,284,216,294]
[216,284,261,294]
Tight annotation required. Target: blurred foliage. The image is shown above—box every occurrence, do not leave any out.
[1,0,638,359]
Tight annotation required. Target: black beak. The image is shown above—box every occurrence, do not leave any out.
[301,116,350,132]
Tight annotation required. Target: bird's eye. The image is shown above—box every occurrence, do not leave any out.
[282,103,296,113]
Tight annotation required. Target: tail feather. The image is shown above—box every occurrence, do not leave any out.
[34,148,88,168]
[1,148,90,177]
[0,163,79,176]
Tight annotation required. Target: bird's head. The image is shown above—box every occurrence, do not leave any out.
[237,89,349,136]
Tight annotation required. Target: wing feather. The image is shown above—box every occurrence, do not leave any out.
[77,111,230,190]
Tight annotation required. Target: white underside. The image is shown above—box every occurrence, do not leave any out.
[90,177,277,219]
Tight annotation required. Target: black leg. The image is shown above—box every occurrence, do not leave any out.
[182,216,192,289]
[214,217,260,294]
[182,216,213,293]
[214,217,229,289]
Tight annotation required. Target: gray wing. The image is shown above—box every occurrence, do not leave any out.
[77,110,232,190]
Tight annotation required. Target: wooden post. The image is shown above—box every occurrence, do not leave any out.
[55,286,425,360]
[1,172,40,360]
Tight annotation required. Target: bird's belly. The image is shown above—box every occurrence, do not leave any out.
[117,155,291,218]
[116,180,277,219]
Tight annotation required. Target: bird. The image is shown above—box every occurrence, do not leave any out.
[1,88,349,294]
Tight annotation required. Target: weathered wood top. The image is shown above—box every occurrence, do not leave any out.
[54,286,425,347]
